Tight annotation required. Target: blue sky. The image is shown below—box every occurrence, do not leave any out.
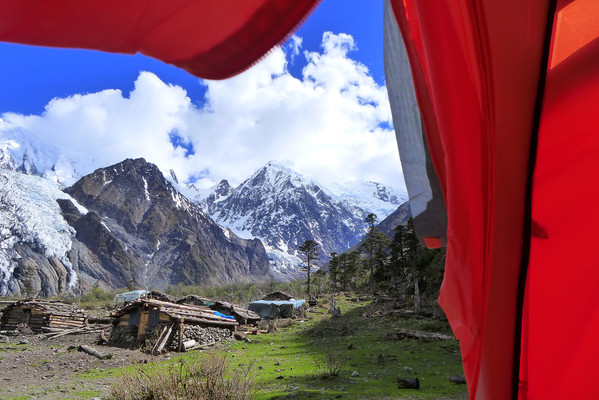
[0,0,405,192]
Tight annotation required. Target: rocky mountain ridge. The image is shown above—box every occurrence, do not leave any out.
[0,125,410,291]
[0,159,272,296]
[196,161,407,278]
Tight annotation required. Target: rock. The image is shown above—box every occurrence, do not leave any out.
[332,307,342,318]
[276,376,285,380]
[448,375,467,384]
[396,377,420,389]
[351,370,359,377]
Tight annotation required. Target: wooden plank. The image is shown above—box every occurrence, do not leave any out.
[181,316,238,328]
[153,323,173,355]
[159,313,170,322]
[48,322,85,329]
[178,320,184,352]
[137,310,149,340]
[49,321,85,326]
[49,319,85,324]
[50,316,86,321]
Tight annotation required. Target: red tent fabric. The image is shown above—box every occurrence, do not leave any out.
[0,1,320,80]
[389,0,599,399]
[522,0,599,398]
[2,1,599,398]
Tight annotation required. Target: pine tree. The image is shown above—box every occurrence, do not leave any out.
[299,239,320,298]
[346,250,362,291]
[328,252,340,291]
[362,213,391,292]
[390,224,406,275]
[404,217,423,313]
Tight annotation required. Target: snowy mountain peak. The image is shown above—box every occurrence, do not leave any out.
[248,161,322,194]
[197,160,408,280]
[214,179,233,198]
[0,125,105,186]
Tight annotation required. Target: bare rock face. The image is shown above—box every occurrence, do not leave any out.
[63,158,271,289]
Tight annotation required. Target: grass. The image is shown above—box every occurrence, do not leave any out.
[237,297,465,399]
[0,343,25,352]
[113,296,467,399]
[66,295,466,399]
[72,390,103,398]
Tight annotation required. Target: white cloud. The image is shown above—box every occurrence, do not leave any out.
[0,32,406,192]
[287,35,303,61]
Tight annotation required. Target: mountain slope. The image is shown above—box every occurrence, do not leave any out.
[198,161,407,278]
[0,169,84,296]
[0,159,272,296]
[0,123,105,186]
[64,158,272,289]
[377,201,412,238]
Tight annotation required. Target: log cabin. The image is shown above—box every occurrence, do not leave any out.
[0,299,88,333]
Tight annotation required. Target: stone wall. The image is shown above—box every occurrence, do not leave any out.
[109,325,139,348]
[109,322,233,351]
[168,324,232,349]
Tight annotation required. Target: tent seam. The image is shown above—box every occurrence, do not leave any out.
[511,1,558,399]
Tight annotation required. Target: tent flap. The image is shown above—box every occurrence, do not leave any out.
[389,0,552,398]
[0,0,321,80]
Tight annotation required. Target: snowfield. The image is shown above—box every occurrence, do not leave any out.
[0,169,86,294]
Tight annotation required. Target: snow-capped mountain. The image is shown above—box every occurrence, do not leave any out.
[197,161,408,279]
[0,122,106,186]
[0,158,272,296]
[1,124,409,284]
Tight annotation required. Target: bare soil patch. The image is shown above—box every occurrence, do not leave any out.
[0,328,158,399]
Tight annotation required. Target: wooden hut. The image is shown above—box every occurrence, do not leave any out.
[176,294,211,307]
[110,298,238,351]
[147,290,176,303]
[209,301,261,325]
[262,291,294,301]
[0,299,88,333]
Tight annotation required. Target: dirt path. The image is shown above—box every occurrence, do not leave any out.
[0,329,158,399]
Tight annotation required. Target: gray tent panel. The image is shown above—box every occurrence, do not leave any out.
[383,0,447,244]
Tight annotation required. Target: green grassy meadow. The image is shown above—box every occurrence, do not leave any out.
[112,296,467,399]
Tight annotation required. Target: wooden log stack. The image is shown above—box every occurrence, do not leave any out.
[0,300,88,333]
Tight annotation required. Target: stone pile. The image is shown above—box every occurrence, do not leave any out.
[108,326,139,348]
[171,325,232,348]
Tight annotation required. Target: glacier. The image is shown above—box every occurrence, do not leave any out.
[0,169,87,294]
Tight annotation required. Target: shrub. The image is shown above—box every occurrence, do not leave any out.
[112,352,257,400]
[316,351,349,378]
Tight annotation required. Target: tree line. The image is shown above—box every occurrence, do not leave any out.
[299,214,446,313]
